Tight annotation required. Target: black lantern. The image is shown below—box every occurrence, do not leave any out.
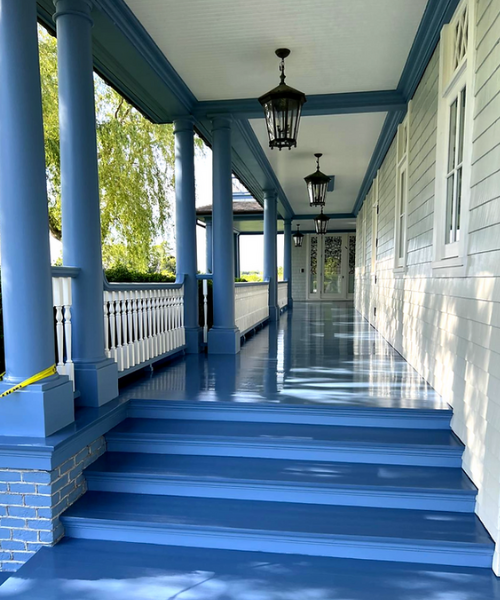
[314,206,329,235]
[304,153,331,207]
[292,224,304,247]
[258,49,307,151]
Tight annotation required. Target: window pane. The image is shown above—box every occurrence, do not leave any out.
[309,236,318,294]
[448,99,458,174]
[445,174,455,244]
[458,87,466,165]
[399,215,405,259]
[455,166,462,241]
[399,170,406,217]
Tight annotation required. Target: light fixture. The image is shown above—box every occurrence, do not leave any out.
[314,206,329,235]
[258,48,307,151]
[304,153,331,207]
[292,224,304,247]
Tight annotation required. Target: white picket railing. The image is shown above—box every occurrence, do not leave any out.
[103,278,185,374]
[52,267,78,391]
[278,281,289,310]
[234,282,269,335]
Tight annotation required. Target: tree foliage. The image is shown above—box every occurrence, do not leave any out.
[38,26,177,273]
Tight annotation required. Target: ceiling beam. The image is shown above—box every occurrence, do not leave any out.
[293,213,355,221]
[194,90,406,120]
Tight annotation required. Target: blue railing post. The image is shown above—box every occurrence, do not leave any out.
[0,0,74,436]
[284,219,293,308]
[208,116,240,354]
[54,0,118,406]
[264,189,279,321]
[206,219,213,273]
[174,117,202,353]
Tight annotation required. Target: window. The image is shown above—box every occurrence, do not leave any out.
[433,0,474,273]
[395,109,410,270]
[358,205,366,273]
[371,174,379,275]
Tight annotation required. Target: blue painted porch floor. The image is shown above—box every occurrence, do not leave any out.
[2,538,500,599]
[2,304,500,596]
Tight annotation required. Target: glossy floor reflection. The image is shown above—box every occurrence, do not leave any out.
[121,304,446,410]
[2,538,500,600]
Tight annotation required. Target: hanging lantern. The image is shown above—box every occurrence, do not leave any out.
[314,206,329,235]
[304,153,331,207]
[292,224,304,247]
[258,49,307,151]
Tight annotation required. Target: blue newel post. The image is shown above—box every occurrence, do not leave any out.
[284,219,293,308]
[206,219,213,273]
[264,189,279,321]
[0,0,74,436]
[174,117,202,353]
[208,116,240,354]
[54,0,118,406]
[234,232,241,279]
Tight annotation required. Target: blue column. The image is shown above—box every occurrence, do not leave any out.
[234,232,241,279]
[0,0,74,436]
[208,116,240,354]
[264,189,279,321]
[284,219,293,308]
[174,117,201,353]
[206,219,213,273]
[54,0,118,406]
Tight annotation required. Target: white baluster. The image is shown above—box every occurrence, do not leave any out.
[138,292,145,363]
[179,287,185,347]
[152,289,158,359]
[109,294,117,363]
[62,278,74,390]
[114,292,123,371]
[203,279,208,344]
[147,292,153,359]
[121,291,130,370]
[103,295,110,358]
[131,292,138,368]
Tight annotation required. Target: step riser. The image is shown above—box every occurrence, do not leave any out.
[85,476,476,513]
[128,403,452,430]
[106,439,463,468]
[61,520,493,569]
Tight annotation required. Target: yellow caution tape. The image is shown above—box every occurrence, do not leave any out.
[0,365,57,398]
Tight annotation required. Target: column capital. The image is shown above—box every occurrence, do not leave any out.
[173,116,196,134]
[263,188,277,201]
[210,114,233,131]
[53,0,93,23]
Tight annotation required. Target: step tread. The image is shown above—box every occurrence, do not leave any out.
[108,418,463,449]
[62,492,493,548]
[87,453,476,495]
[4,538,500,599]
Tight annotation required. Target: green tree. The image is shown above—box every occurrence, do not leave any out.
[39,26,178,272]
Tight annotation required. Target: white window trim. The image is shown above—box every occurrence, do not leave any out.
[433,0,475,276]
[371,173,379,276]
[394,105,411,273]
[358,206,366,275]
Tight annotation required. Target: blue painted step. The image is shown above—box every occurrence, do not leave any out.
[106,418,464,467]
[127,399,453,429]
[61,492,494,568]
[4,538,500,599]
[86,453,477,512]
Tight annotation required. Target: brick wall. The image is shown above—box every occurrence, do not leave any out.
[0,437,105,571]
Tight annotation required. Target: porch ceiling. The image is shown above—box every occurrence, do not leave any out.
[123,0,428,101]
[249,112,387,216]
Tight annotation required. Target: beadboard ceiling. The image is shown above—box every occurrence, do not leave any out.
[124,0,428,101]
[123,0,428,217]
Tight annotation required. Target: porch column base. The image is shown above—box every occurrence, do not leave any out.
[0,376,74,437]
[185,326,203,354]
[74,358,118,407]
[269,306,280,322]
[208,327,241,354]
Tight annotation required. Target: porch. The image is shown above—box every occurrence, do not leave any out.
[1,304,500,597]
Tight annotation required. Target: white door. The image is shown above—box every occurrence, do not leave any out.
[307,234,355,301]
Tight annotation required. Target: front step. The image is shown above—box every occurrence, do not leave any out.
[86,453,477,512]
[128,399,453,429]
[4,539,500,599]
[106,418,464,467]
[61,492,494,568]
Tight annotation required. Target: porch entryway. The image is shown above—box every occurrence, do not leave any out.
[306,235,356,301]
[2,304,500,599]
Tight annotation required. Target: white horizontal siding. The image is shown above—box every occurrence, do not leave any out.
[355,2,500,571]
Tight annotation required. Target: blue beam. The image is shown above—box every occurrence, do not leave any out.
[293,213,355,221]
[353,110,406,216]
[194,90,406,120]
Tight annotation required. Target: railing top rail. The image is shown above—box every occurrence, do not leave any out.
[103,272,184,291]
[196,273,213,280]
[52,266,81,278]
[235,281,269,288]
